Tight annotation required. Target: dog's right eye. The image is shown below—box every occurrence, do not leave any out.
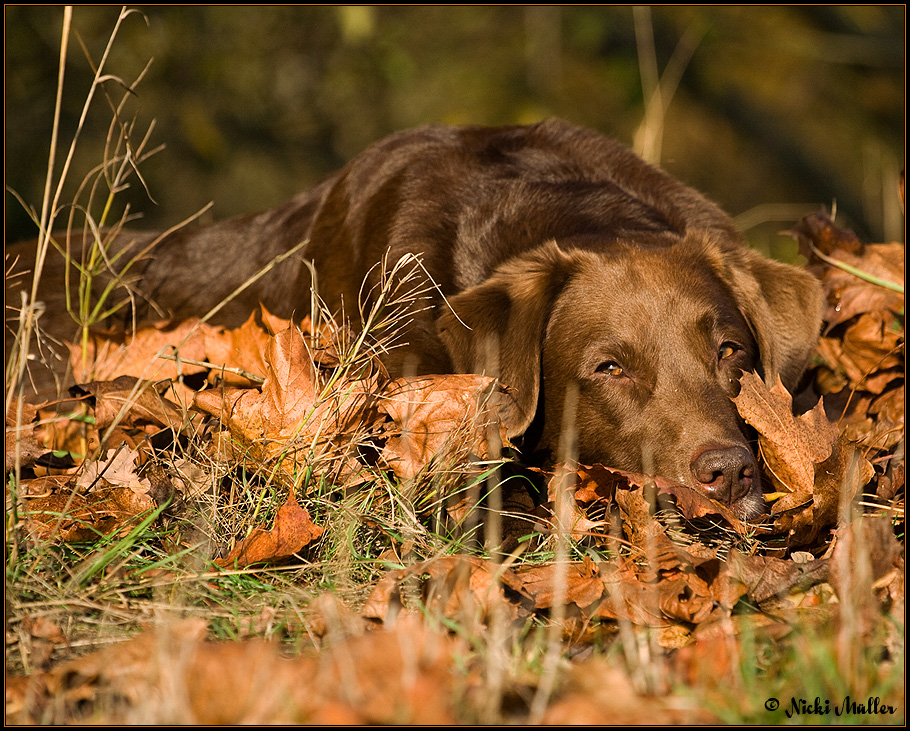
[718,341,742,361]
[595,361,624,377]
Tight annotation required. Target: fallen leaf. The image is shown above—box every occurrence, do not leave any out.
[22,480,156,543]
[542,655,709,724]
[734,372,838,496]
[194,325,380,487]
[378,375,507,481]
[6,398,51,469]
[362,555,531,627]
[727,549,828,606]
[790,212,903,327]
[202,310,271,384]
[515,561,607,611]
[216,492,324,568]
[19,616,67,670]
[790,210,864,257]
[10,616,459,725]
[769,431,873,545]
[828,515,902,609]
[69,318,215,384]
[71,375,190,432]
[75,447,150,494]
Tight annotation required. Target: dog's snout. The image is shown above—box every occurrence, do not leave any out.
[691,446,757,506]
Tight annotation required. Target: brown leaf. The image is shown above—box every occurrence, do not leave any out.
[769,432,872,545]
[304,615,458,725]
[840,311,903,375]
[69,318,215,384]
[515,561,606,611]
[542,656,706,724]
[15,474,74,498]
[828,515,902,608]
[790,210,864,258]
[216,492,323,568]
[75,447,150,494]
[553,464,749,544]
[579,536,739,627]
[727,550,828,605]
[572,464,622,505]
[13,616,458,725]
[656,482,748,530]
[202,310,271,384]
[543,464,614,542]
[22,479,156,543]
[258,303,295,335]
[194,326,379,487]
[22,615,66,643]
[734,372,838,495]
[362,555,530,627]
[790,212,903,326]
[72,375,190,432]
[19,615,68,670]
[378,375,507,480]
[588,557,666,626]
[613,480,665,546]
[6,398,52,469]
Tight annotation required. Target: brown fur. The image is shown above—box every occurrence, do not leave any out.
[7,119,824,518]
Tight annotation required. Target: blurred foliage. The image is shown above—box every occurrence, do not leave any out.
[5,5,904,259]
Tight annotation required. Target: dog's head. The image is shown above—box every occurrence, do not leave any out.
[436,238,824,519]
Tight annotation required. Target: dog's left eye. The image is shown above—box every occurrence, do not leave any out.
[718,342,740,360]
[595,360,624,377]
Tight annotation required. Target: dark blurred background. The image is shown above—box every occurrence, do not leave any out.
[5,5,905,261]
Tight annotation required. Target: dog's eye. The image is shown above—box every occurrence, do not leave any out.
[595,361,624,377]
[718,342,740,360]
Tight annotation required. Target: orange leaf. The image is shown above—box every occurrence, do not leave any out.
[216,493,323,568]
[202,310,271,384]
[194,326,379,486]
[378,375,506,480]
[69,318,215,384]
[72,376,189,432]
[733,372,837,495]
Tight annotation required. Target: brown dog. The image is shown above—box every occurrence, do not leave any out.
[8,119,824,518]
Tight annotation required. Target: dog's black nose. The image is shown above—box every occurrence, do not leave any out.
[691,446,757,506]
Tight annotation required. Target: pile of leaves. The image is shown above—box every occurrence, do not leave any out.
[5,211,904,724]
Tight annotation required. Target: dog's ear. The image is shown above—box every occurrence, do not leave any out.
[436,241,577,437]
[727,246,824,392]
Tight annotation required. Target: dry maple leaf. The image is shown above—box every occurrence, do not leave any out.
[194,326,379,487]
[6,397,51,469]
[792,211,904,473]
[71,375,190,432]
[21,478,156,543]
[814,242,904,329]
[828,515,902,610]
[733,372,838,496]
[362,555,531,627]
[216,492,324,568]
[542,656,705,725]
[378,375,508,481]
[726,549,828,606]
[548,463,750,549]
[734,372,873,545]
[202,310,271,384]
[514,561,607,611]
[790,212,904,325]
[10,616,459,725]
[69,318,215,384]
[75,446,151,494]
